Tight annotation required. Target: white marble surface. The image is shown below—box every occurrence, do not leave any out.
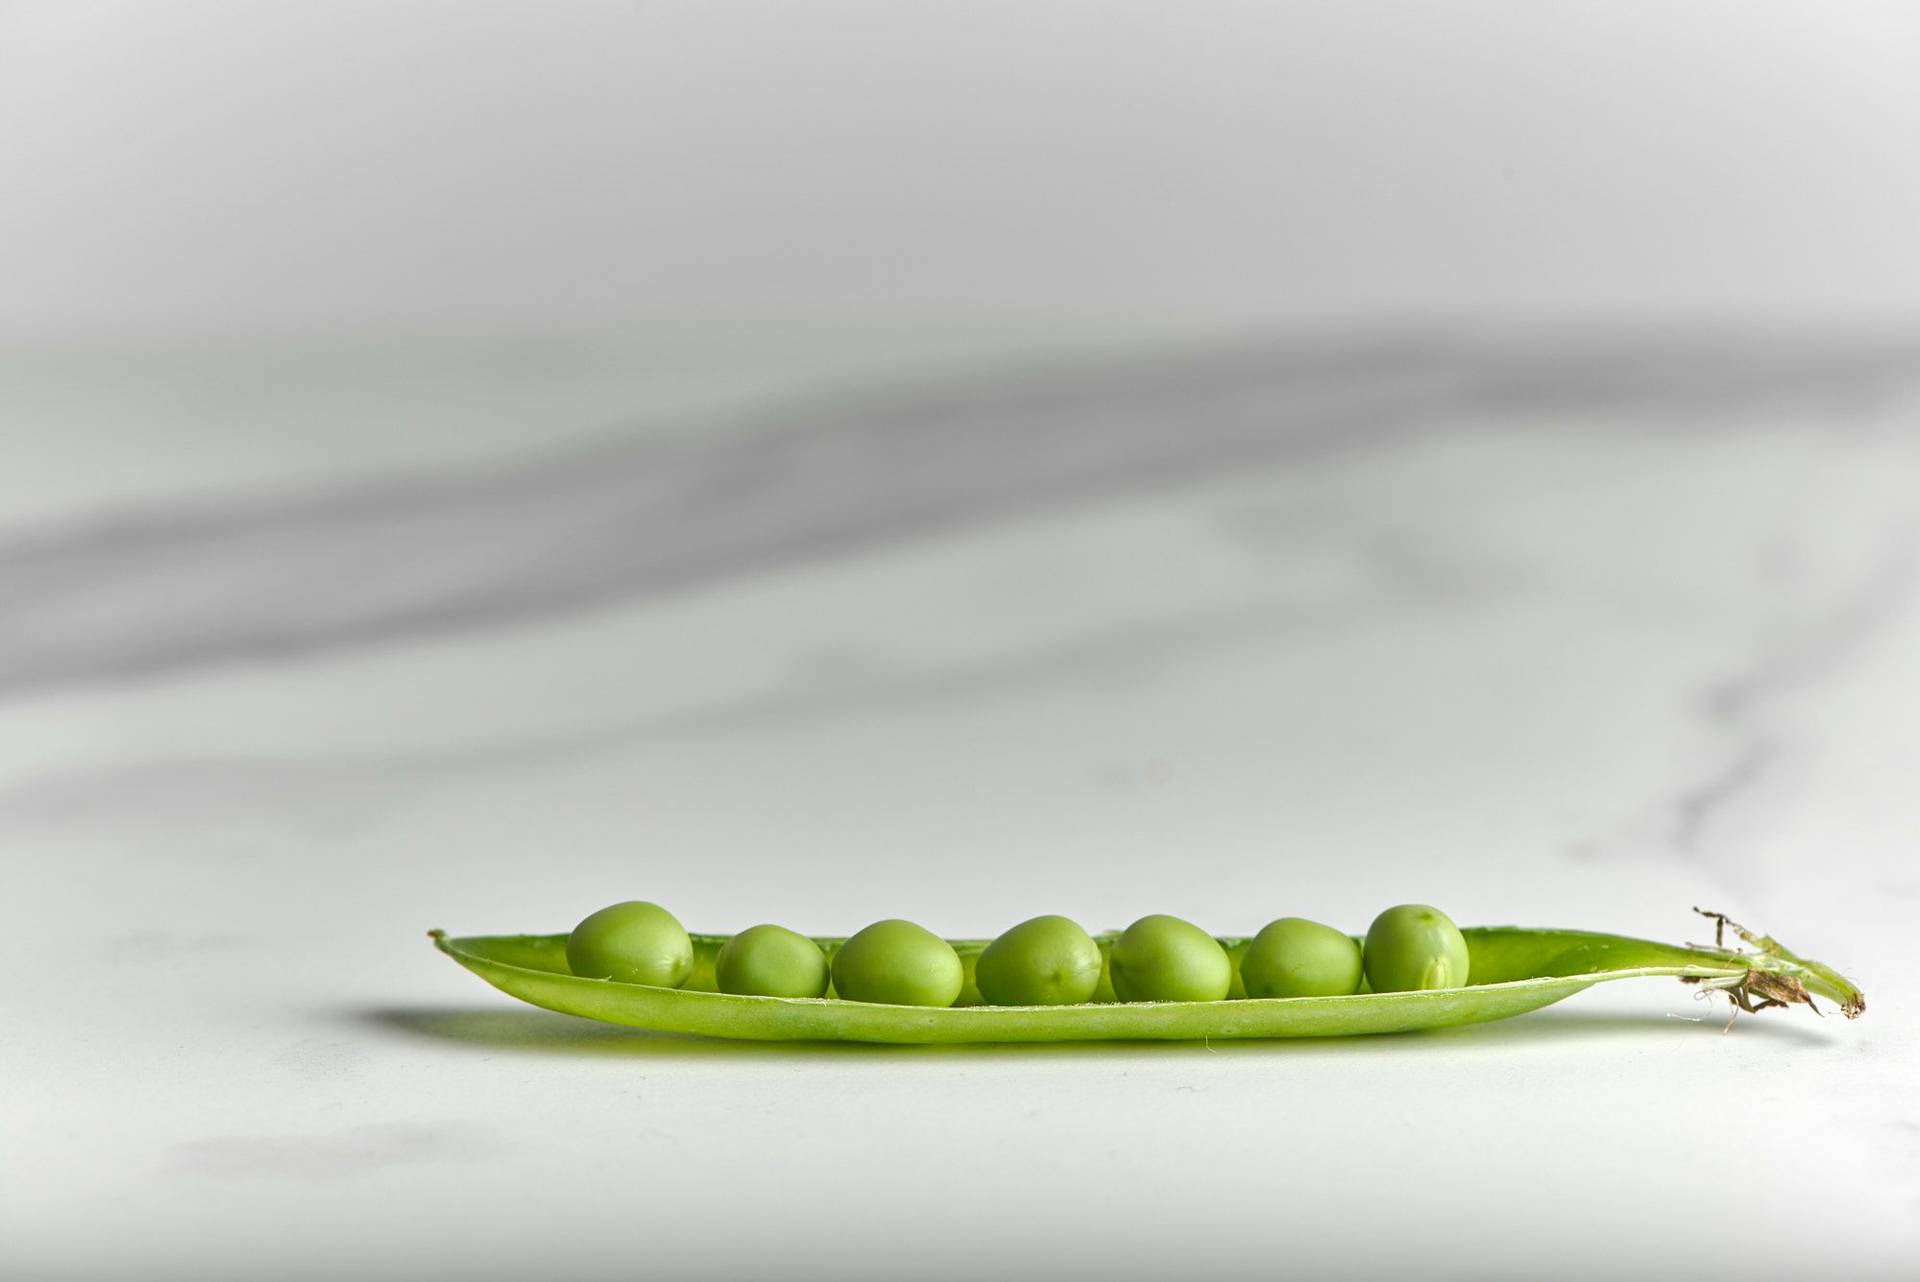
[3,329,1919,1280]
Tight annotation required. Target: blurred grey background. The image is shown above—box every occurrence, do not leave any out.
[6,2,1919,339]
[6,1,1918,520]
[4,5,1919,1282]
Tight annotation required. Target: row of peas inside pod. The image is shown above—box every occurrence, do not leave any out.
[564,902,1472,1007]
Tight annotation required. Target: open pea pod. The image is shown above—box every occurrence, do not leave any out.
[430,911,1862,1044]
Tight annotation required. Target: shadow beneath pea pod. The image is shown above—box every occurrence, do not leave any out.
[347,1001,1839,1061]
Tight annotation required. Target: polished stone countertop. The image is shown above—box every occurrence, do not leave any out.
[3,327,1916,1280]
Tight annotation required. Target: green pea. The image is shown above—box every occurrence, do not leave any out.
[714,923,830,998]
[1109,914,1231,1002]
[1240,917,1364,998]
[565,900,694,987]
[1364,903,1470,993]
[974,915,1103,1006]
[831,919,965,1007]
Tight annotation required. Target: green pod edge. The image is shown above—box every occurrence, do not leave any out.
[430,921,1862,1045]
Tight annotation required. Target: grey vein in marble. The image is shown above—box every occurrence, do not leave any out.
[0,547,1509,837]
[1669,523,1919,856]
[4,330,1918,698]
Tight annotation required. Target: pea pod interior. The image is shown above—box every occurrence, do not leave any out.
[432,923,1863,1044]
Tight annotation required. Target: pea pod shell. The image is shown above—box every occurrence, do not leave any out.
[431,925,1861,1044]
